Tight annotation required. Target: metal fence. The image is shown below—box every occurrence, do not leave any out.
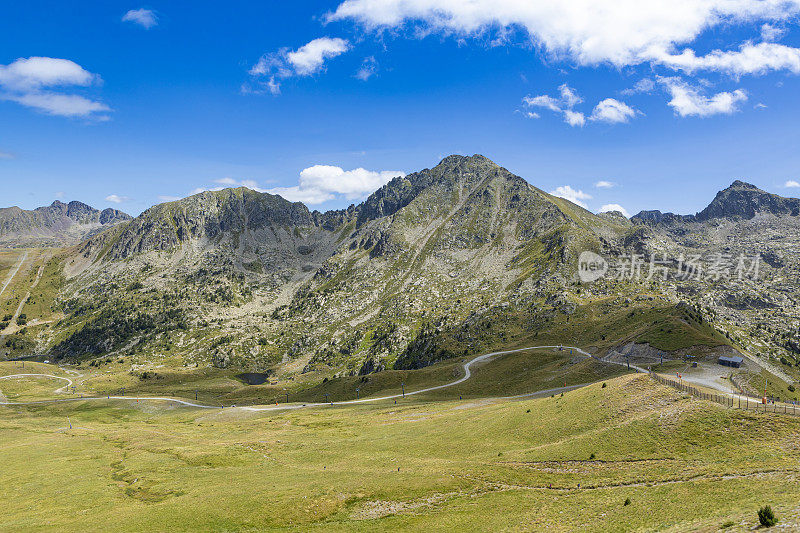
[649,372,800,417]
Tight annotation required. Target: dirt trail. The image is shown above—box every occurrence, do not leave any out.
[0,252,27,299]
[0,258,46,346]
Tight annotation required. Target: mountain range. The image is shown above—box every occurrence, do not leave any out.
[0,200,131,247]
[2,155,799,392]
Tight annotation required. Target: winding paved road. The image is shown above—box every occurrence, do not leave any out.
[0,345,628,411]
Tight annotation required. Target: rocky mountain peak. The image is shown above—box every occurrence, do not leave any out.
[355,154,511,226]
[728,180,760,190]
[696,180,800,221]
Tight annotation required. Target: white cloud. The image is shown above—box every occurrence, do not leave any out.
[54,191,65,199]
[328,0,800,75]
[191,186,224,195]
[187,177,273,196]
[105,194,129,204]
[660,77,748,117]
[559,84,582,108]
[595,180,615,188]
[549,185,591,208]
[621,78,655,95]
[650,42,800,77]
[599,203,631,217]
[524,111,540,119]
[0,57,97,92]
[0,57,109,118]
[286,37,351,75]
[3,92,110,117]
[158,195,182,202]
[248,37,350,95]
[522,94,562,112]
[563,109,586,127]
[524,85,632,127]
[589,98,637,123]
[761,23,787,42]
[785,180,800,188]
[216,177,265,191]
[355,56,378,81]
[122,8,158,29]
[269,165,405,204]
[524,83,588,126]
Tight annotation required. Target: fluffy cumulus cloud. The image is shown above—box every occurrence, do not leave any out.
[563,109,586,127]
[329,0,800,119]
[328,0,800,76]
[248,37,350,95]
[785,180,800,188]
[595,180,615,188]
[660,77,748,117]
[599,203,631,217]
[0,57,110,118]
[269,165,405,204]
[524,85,634,127]
[122,8,158,29]
[549,185,591,208]
[590,98,637,123]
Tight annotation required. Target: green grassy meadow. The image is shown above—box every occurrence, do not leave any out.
[1,370,799,532]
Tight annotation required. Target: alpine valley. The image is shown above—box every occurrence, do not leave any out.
[2,154,799,403]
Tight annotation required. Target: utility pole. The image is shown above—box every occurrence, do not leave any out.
[401,382,405,398]
[356,388,360,399]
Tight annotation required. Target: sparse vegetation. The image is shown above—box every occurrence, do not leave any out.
[758,505,777,527]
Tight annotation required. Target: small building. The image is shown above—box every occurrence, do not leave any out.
[718,355,744,368]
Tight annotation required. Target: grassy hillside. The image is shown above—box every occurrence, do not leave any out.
[0,373,798,531]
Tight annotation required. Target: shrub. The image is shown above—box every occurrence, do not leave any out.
[601,382,607,388]
[758,505,777,527]
[589,453,596,460]
[624,498,631,506]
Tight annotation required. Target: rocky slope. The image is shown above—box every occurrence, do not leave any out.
[7,155,799,393]
[49,155,631,370]
[0,200,131,247]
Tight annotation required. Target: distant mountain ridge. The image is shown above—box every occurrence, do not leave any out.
[632,180,800,225]
[0,200,131,247]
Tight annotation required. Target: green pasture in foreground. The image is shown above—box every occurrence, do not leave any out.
[0,373,799,532]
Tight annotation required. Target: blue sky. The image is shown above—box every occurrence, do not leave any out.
[2,1,800,217]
